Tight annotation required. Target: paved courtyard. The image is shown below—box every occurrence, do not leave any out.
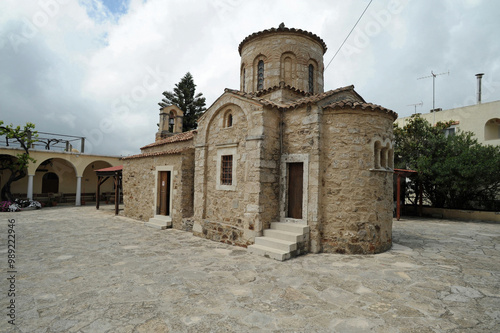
[1,206,499,332]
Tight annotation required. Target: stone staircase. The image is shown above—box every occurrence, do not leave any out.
[248,222,309,261]
[145,215,172,230]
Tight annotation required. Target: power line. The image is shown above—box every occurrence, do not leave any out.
[325,0,373,71]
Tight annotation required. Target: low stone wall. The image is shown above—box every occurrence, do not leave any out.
[410,206,500,223]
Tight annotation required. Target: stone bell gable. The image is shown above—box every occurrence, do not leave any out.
[156,104,184,141]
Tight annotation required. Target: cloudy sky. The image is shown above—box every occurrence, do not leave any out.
[1,0,499,156]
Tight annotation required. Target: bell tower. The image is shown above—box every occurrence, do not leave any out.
[156,105,184,141]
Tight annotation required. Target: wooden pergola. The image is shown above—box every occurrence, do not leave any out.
[95,165,123,215]
[394,168,419,220]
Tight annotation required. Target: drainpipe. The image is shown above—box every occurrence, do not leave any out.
[476,73,484,104]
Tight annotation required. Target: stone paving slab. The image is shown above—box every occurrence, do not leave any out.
[1,206,499,332]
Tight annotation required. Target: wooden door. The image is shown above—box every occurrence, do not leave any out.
[287,163,303,219]
[158,171,170,216]
[42,172,59,193]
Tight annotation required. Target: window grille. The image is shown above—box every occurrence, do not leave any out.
[308,64,314,93]
[257,60,264,90]
[221,155,233,185]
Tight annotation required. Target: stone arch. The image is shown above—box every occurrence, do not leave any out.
[35,158,77,193]
[82,160,114,199]
[280,52,297,87]
[202,101,249,145]
[485,118,500,141]
[33,157,77,178]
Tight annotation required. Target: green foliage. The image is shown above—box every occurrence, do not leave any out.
[159,72,206,131]
[394,114,500,210]
[0,121,38,201]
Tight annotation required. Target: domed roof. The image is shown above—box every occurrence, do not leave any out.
[238,23,328,55]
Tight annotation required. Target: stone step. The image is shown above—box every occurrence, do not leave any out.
[145,216,172,230]
[255,236,297,252]
[271,222,309,234]
[263,229,305,242]
[247,244,291,261]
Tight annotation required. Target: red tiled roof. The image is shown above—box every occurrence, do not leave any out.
[95,165,123,172]
[238,25,327,55]
[140,130,196,150]
[253,84,310,98]
[122,148,192,160]
[324,100,398,120]
[225,85,362,111]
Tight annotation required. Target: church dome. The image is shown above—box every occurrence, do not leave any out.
[238,24,326,94]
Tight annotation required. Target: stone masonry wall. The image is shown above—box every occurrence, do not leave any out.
[258,107,281,230]
[320,109,394,254]
[281,104,322,253]
[122,148,195,230]
[193,101,261,247]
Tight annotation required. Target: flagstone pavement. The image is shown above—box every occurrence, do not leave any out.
[1,206,499,332]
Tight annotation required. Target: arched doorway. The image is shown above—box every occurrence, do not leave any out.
[42,172,59,193]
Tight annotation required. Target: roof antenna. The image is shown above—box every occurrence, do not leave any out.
[407,101,423,114]
[417,70,449,124]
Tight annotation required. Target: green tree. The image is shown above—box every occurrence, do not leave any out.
[159,72,206,131]
[394,114,500,210]
[0,121,38,202]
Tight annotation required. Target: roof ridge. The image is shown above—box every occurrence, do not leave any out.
[122,147,193,160]
[324,99,398,119]
[140,130,196,150]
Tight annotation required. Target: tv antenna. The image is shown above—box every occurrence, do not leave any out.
[417,70,449,124]
[407,101,423,114]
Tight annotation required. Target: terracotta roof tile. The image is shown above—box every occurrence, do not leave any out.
[225,85,361,111]
[140,130,196,150]
[122,147,192,160]
[324,100,398,120]
[95,165,123,172]
[239,25,327,55]
[253,84,310,98]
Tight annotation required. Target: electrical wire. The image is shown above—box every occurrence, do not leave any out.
[325,0,373,71]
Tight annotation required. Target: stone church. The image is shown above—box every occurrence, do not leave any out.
[122,24,397,260]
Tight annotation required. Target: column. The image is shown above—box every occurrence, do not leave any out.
[76,176,82,206]
[27,175,34,200]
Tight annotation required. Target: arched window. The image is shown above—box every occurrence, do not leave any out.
[223,110,233,128]
[373,140,393,170]
[308,64,314,93]
[257,60,264,90]
[485,118,500,140]
[374,141,381,169]
[241,64,246,91]
[42,172,59,193]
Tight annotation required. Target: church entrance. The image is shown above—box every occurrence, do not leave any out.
[287,162,303,219]
[157,171,171,216]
